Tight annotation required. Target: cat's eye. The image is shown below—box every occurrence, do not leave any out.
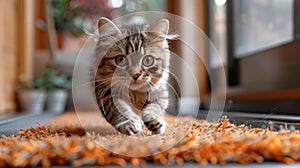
[115,55,128,67]
[142,55,155,67]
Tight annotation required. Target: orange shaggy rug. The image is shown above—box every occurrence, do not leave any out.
[0,110,300,167]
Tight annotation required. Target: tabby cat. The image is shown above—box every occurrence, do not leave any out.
[94,17,173,135]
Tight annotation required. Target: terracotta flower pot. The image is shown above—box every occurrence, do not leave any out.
[56,32,86,51]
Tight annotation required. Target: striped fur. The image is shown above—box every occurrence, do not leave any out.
[94,17,172,135]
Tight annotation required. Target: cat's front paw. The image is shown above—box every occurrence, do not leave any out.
[144,117,166,134]
[117,121,142,135]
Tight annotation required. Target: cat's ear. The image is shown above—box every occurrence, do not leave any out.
[148,19,169,35]
[97,17,121,35]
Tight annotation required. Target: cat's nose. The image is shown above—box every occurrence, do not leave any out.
[132,73,141,81]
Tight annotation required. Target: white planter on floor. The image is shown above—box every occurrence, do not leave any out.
[46,89,68,114]
[18,90,47,114]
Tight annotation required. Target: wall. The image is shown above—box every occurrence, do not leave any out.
[0,0,34,112]
[0,0,18,111]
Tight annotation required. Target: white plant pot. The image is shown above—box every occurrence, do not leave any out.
[18,90,47,114]
[46,90,68,114]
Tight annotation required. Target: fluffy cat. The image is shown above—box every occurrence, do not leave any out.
[94,17,173,135]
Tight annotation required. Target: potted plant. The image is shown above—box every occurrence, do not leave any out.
[16,75,47,114]
[40,64,72,114]
[51,0,90,50]
[17,65,71,114]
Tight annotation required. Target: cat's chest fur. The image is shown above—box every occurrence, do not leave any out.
[128,90,148,115]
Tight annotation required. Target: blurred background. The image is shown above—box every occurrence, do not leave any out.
[0,0,300,118]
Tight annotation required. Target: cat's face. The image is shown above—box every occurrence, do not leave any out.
[96,18,170,92]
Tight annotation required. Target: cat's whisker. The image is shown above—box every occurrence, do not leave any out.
[93,81,111,91]
[147,81,156,92]
[94,78,113,82]
[94,85,108,95]
[145,84,151,94]
[97,84,112,100]
[146,84,151,100]
[75,78,112,88]
[111,75,128,79]
[94,77,128,91]
[120,84,128,100]
[95,79,111,85]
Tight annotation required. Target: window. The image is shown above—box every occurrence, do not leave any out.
[207,0,299,86]
[207,0,227,69]
[234,0,294,57]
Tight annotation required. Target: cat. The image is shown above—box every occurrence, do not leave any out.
[94,17,174,135]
